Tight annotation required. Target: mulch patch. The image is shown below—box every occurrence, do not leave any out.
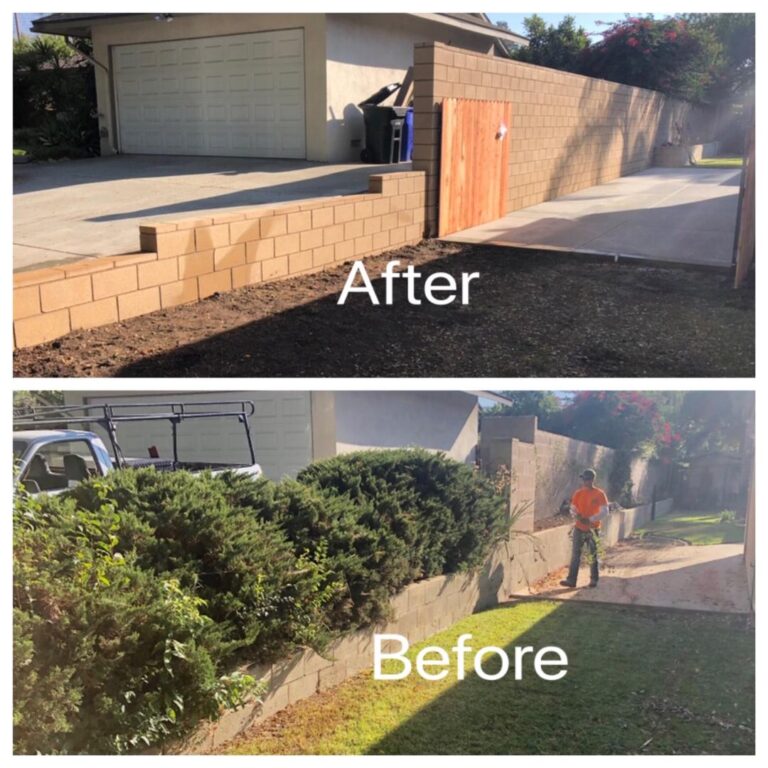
[13,241,754,377]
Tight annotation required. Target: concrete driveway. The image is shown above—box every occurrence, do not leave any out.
[447,167,741,267]
[13,155,411,271]
[518,537,751,613]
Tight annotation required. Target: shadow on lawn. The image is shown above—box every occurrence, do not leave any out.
[364,601,754,755]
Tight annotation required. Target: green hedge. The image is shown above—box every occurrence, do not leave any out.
[13,450,507,754]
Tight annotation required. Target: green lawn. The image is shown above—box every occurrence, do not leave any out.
[227,600,754,755]
[634,511,745,546]
[695,156,743,168]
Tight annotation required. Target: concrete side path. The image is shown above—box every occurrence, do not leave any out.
[515,537,751,613]
[447,167,741,267]
[14,155,411,271]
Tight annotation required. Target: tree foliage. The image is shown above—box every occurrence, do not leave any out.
[514,15,589,73]
[673,391,753,458]
[483,392,563,427]
[545,391,669,452]
[507,13,754,103]
[13,33,99,158]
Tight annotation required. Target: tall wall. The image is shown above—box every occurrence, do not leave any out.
[412,41,718,235]
[480,415,668,524]
[534,429,615,519]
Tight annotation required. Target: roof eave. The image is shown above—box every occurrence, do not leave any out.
[30,13,151,38]
[414,12,528,48]
[467,391,518,407]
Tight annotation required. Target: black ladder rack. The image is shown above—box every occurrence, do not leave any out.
[13,400,257,469]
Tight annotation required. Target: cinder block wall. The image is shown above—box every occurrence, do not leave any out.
[178,496,673,753]
[534,430,616,519]
[480,415,668,523]
[13,172,426,349]
[412,42,717,235]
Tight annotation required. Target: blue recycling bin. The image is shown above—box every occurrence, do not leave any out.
[402,107,414,161]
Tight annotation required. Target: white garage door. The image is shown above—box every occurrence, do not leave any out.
[113,29,306,158]
[80,391,313,480]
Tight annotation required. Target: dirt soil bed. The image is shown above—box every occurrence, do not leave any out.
[13,241,754,377]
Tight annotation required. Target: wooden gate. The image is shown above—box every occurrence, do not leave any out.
[732,106,755,288]
[438,98,512,237]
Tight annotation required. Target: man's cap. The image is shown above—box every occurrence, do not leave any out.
[580,468,596,480]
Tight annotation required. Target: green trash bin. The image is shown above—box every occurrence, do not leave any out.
[360,106,409,163]
[358,82,408,164]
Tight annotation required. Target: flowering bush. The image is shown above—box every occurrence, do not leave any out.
[582,16,718,101]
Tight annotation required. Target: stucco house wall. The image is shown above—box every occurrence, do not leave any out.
[324,14,495,162]
[334,390,479,463]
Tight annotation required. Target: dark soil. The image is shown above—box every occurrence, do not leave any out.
[13,241,754,378]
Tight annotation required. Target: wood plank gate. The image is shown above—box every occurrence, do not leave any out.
[438,98,512,237]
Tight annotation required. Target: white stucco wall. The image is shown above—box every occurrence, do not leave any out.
[333,391,479,464]
[324,14,496,162]
[89,13,328,160]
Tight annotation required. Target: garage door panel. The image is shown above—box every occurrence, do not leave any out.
[228,42,251,61]
[160,77,179,94]
[180,46,201,65]
[228,73,250,92]
[275,34,302,57]
[183,76,203,94]
[252,40,275,59]
[114,29,305,158]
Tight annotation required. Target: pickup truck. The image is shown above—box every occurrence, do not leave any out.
[13,400,262,495]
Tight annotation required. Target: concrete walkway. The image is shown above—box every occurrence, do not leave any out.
[447,167,741,267]
[517,537,751,613]
[13,155,411,271]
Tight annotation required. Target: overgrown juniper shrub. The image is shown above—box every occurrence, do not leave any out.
[298,449,508,576]
[14,450,507,754]
[69,470,341,660]
[13,483,254,754]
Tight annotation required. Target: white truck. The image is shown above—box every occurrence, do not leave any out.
[13,400,262,495]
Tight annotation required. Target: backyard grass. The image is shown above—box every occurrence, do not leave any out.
[634,510,746,546]
[225,600,754,755]
[695,157,744,169]
[12,242,754,378]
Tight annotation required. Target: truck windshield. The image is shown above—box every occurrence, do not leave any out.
[13,440,28,461]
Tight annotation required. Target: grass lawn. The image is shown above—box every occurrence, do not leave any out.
[695,157,744,168]
[634,511,746,546]
[226,600,754,755]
